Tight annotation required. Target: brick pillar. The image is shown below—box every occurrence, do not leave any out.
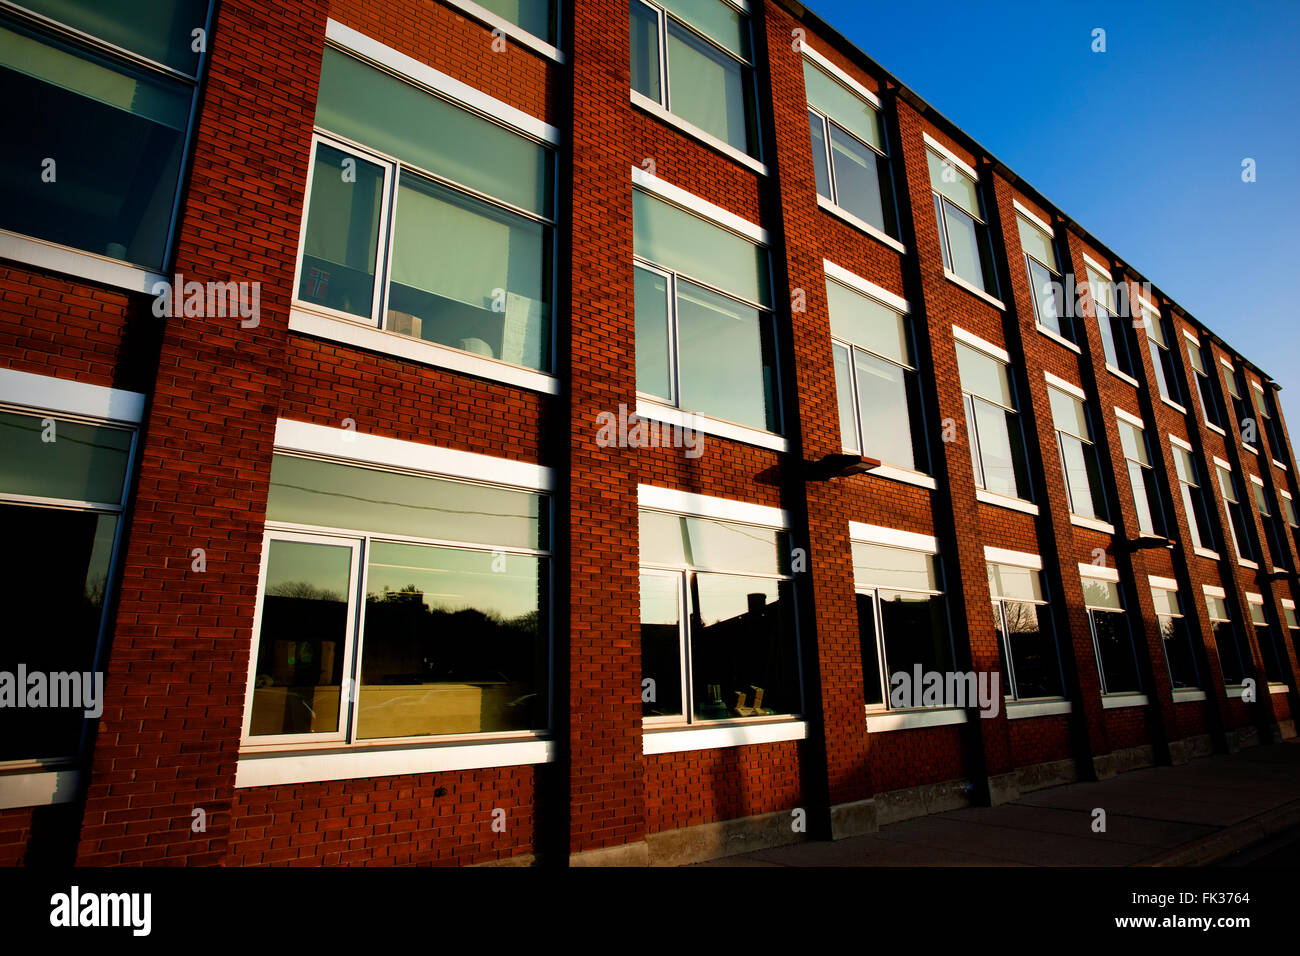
[76,0,327,865]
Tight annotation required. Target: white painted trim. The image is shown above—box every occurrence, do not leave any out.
[1082,253,1112,278]
[1006,699,1071,719]
[1044,371,1086,399]
[1250,379,1266,394]
[1280,488,1294,501]
[868,464,937,490]
[1248,473,1265,487]
[1193,546,1221,561]
[1172,688,1207,703]
[635,399,787,453]
[642,719,807,755]
[952,325,1009,362]
[0,230,168,295]
[0,769,79,810]
[1218,356,1236,372]
[235,738,553,788]
[324,20,558,144]
[823,259,908,312]
[629,91,768,176]
[848,521,938,553]
[1282,598,1295,609]
[1135,292,1160,315]
[288,309,561,394]
[1212,455,1233,471]
[1079,562,1120,583]
[1036,324,1081,354]
[922,132,978,181]
[1160,396,1188,416]
[1102,693,1149,710]
[0,367,145,423]
[631,166,767,243]
[975,488,1040,515]
[801,46,880,108]
[1270,683,1289,696]
[637,484,788,529]
[1114,406,1145,428]
[984,546,1042,570]
[1168,433,1194,451]
[1181,328,1201,345]
[943,270,1006,310]
[1012,199,1053,235]
[1105,364,1141,389]
[1205,421,1227,437]
[1225,684,1250,699]
[1202,584,1227,599]
[436,0,565,62]
[1069,514,1115,535]
[1148,574,1179,591]
[866,708,968,733]
[1245,591,1265,605]
[273,418,553,492]
[816,195,908,253]
[1273,459,1288,472]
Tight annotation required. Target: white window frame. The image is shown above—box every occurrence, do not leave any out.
[985,548,1062,703]
[1115,408,1163,538]
[1183,329,1226,435]
[1150,576,1200,691]
[1214,458,1257,568]
[1046,376,1106,525]
[1080,564,1138,698]
[1016,207,1070,345]
[439,0,565,62]
[956,328,1032,505]
[926,138,1003,308]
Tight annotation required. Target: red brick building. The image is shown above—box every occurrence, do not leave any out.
[0,0,1297,867]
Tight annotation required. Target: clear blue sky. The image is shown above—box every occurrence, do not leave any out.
[805,0,1300,429]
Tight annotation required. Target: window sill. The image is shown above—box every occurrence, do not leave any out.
[815,195,906,254]
[867,463,937,490]
[234,735,554,788]
[0,229,167,295]
[1070,513,1116,535]
[1270,682,1290,695]
[1172,688,1207,702]
[865,707,967,732]
[1272,459,1287,472]
[635,398,787,453]
[289,307,561,395]
[975,488,1039,515]
[1225,684,1251,699]
[0,768,80,810]
[1160,396,1188,415]
[1105,365,1141,389]
[629,90,767,176]
[1193,546,1221,561]
[1242,443,1259,457]
[1035,324,1081,354]
[1204,420,1227,437]
[438,0,565,61]
[642,718,807,755]
[1006,699,1071,720]
[1101,693,1148,710]
[1236,558,1259,570]
[942,269,1005,311]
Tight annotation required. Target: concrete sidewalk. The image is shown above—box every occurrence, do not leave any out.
[697,740,1300,867]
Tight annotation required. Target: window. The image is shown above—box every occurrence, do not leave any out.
[245,454,551,744]
[1283,600,1299,655]
[957,342,1032,500]
[630,0,759,158]
[1222,361,1252,444]
[1171,442,1216,553]
[0,0,212,270]
[639,508,800,723]
[1118,416,1165,536]
[989,562,1062,700]
[1215,463,1255,565]
[827,278,927,472]
[1017,214,1070,341]
[1152,584,1198,690]
[928,148,997,294]
[0,407,135,762]
[1250,476,1288,570]
[1186,336,1225,430]
[633,189,778,432]
[1048,384,1107,521]
[294,47,555,372]
[1256,385,1289,466]
[475,0,559,44]
[803,58,896,238]
[1205,590,1248,686]
[1141,305,1183,406]
[852,542,952,708]
[1080,573,1139,695]
[1247,596,1286,685]
[1087,266,1137,379]
[1280,489,1298,532]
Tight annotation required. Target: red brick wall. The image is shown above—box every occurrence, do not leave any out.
[644,743,802,833]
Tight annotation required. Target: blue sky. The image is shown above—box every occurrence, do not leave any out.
[805,0,1300,428]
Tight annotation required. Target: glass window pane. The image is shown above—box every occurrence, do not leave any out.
[802,60,881,150]
[926,149,979,216]
[1205,594,1228,621]
[1282,606,1298,629]
[676,279,775,431]
[635,266,672,400]
[1248,599,1267,626]
[266,455,545,550]
[630,0,661,100]
[0,504,118,759]
[857,592,883,706]
[832,341,859,453]
[826,281,909,365]
[1186,341,1207,374]
[316,48,552,217]
[879,591,954,691]
[851,543,938,591]
[1160,615,1199,689]
[386,173,551,371]
[248,539,352,737]
[661,0,748,58]
[1129,460,1156,534]
[357,542,546,737]
[808,110,831,199]
[638,510,784,575]
[1281,496,1298,527]
[1172,446,1196,485]
[17,0,210,74]
[973,399,1020,497]
[829,124,887,232]
[1028,259,1062,334]
[1060,434,1098,518]
[955,344,1013,407]
[854,349,915,471]
[0,411,132,504]
[1048,388,1090,441]
[1216,466,1237,503]
[633,191,770,306]
[1080,576,1121,610]
[689,573,799,719]
[987,563,1043,603]
[997,601,1062,699]
[298,142,385,319]
[1149,339,1171,399]
[1017,215,1056,268]
[476,0,557,42]
[1118,421,1147,465]
[1213,621,1247,685]
[1182,484,1207,550]
[666,20,753,155]
[1086,268,1115,313]
[940,200,984,289]
[641,573,683,718]
[1150,587,1181,618]
[1093,610,1139,694]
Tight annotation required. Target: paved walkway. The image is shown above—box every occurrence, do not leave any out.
[698,740,1300,866]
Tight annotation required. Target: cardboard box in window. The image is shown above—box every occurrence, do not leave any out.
[387,310,421,339]
[355,681,529,738]
[250,686,342,735]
